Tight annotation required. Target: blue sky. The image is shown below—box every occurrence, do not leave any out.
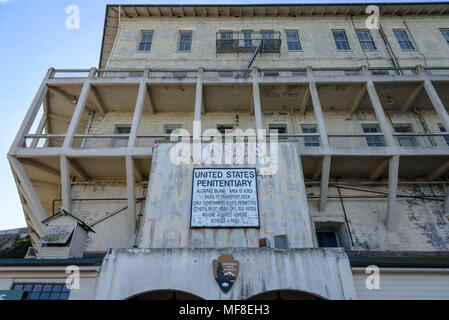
[0,0,442,230]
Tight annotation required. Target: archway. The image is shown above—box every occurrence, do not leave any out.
[128,290,204,300]
[248,290,326,300]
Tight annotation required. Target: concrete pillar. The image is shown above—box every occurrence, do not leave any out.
[252,67,263,131]
[60,155,72,213]
[423,80,449,132]
[128,69,150,148]
[194,68,204,122]
[444,186,449,215]
[11,68,53,151]
[62,68,96,149]
[319,155,332,212]
[126,156,136,237]
[362,67,395,147]
[386,155,400,232]
[30,114,47,148]
[309,82,330,149]
[9,156,47,233]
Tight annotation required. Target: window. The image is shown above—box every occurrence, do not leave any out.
[316,231,339,248]
[219,31,233,39]
[332,30,350,51]
[243,31,253,47]
[138,31,153,51]
[302,124,320,146]
[439,124,449,146]
[269,124,287,140]
[357,30,376,51]
[441,29,449,45]
[219,71,234,78]
[12,283,70,300]
[113,124,131,148]
[286,31,301,50]
[394,30,414,50]
[394,124,418,147]
[178,31,192,51]
[362,124,385,147]
[261,31,275,39]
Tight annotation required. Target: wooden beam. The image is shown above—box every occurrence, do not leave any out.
[369,158,389,180]
[299,85,310,114]
[399,83,423,113]
[348,84,366,114]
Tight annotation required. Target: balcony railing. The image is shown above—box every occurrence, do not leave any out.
[216,31,282,53]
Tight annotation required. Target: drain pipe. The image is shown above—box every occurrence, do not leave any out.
[413,108,436,147]
[105,6,121,70]
[378,22,401,75]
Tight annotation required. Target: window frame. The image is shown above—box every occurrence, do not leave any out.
[362,124,385,147]
[393,29,415,50]
[269,124,288,140]
[137,30,154,52]
[177,30,193,52]
[301,124,321,147]
[356,30,377,51]
[112,124,131,148]
[242,30,253,48]
[12,283,71,300]
[285,30,302,51]
[316,230,340,248]
[332,30,351,51]
[394,123,419,147]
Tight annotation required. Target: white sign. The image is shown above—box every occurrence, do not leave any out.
[191,168,259,227]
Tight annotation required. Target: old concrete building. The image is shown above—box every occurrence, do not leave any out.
[2,3,449,300]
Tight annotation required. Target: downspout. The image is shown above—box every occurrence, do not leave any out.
[413,108,436,147]
[378,22,402,75]
[105,6,121,70]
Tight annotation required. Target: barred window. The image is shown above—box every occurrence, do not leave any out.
[357,30,376,51]
[178,31,192,52]
[12,283,70,300]
[138,31,153,51]
[332,30,350,51]
[286,31,301,51]
[394,30,414,50]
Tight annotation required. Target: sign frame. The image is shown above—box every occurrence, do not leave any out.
[190,167,260,229]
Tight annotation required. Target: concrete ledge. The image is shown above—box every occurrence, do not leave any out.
[94,247,357,300]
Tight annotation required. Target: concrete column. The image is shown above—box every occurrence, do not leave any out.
[30,114,47,148]
[194,68,203,122]
[386,155,400,232]
[62,68,96,149]
[126,156,136,237]
[444,186,449,215]
[319,155,332,212]
[9,156,47,233]
[60,155,72,213]
[423,80,449,132]
[10,68,54,151]
[252,68,263,131]
[362,67,395,147]
[128,69,150,149]
[309,82,330,149]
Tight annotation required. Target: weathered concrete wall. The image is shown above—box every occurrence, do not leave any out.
[308,182,449,251]
[138,142,314,249]
[93,248,357,300]
[109,15,449,70]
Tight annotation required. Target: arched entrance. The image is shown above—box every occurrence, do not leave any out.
[248,290,326,300]
[128,290,204,300]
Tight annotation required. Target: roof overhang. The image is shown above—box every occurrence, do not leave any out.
[100,3,449,69]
